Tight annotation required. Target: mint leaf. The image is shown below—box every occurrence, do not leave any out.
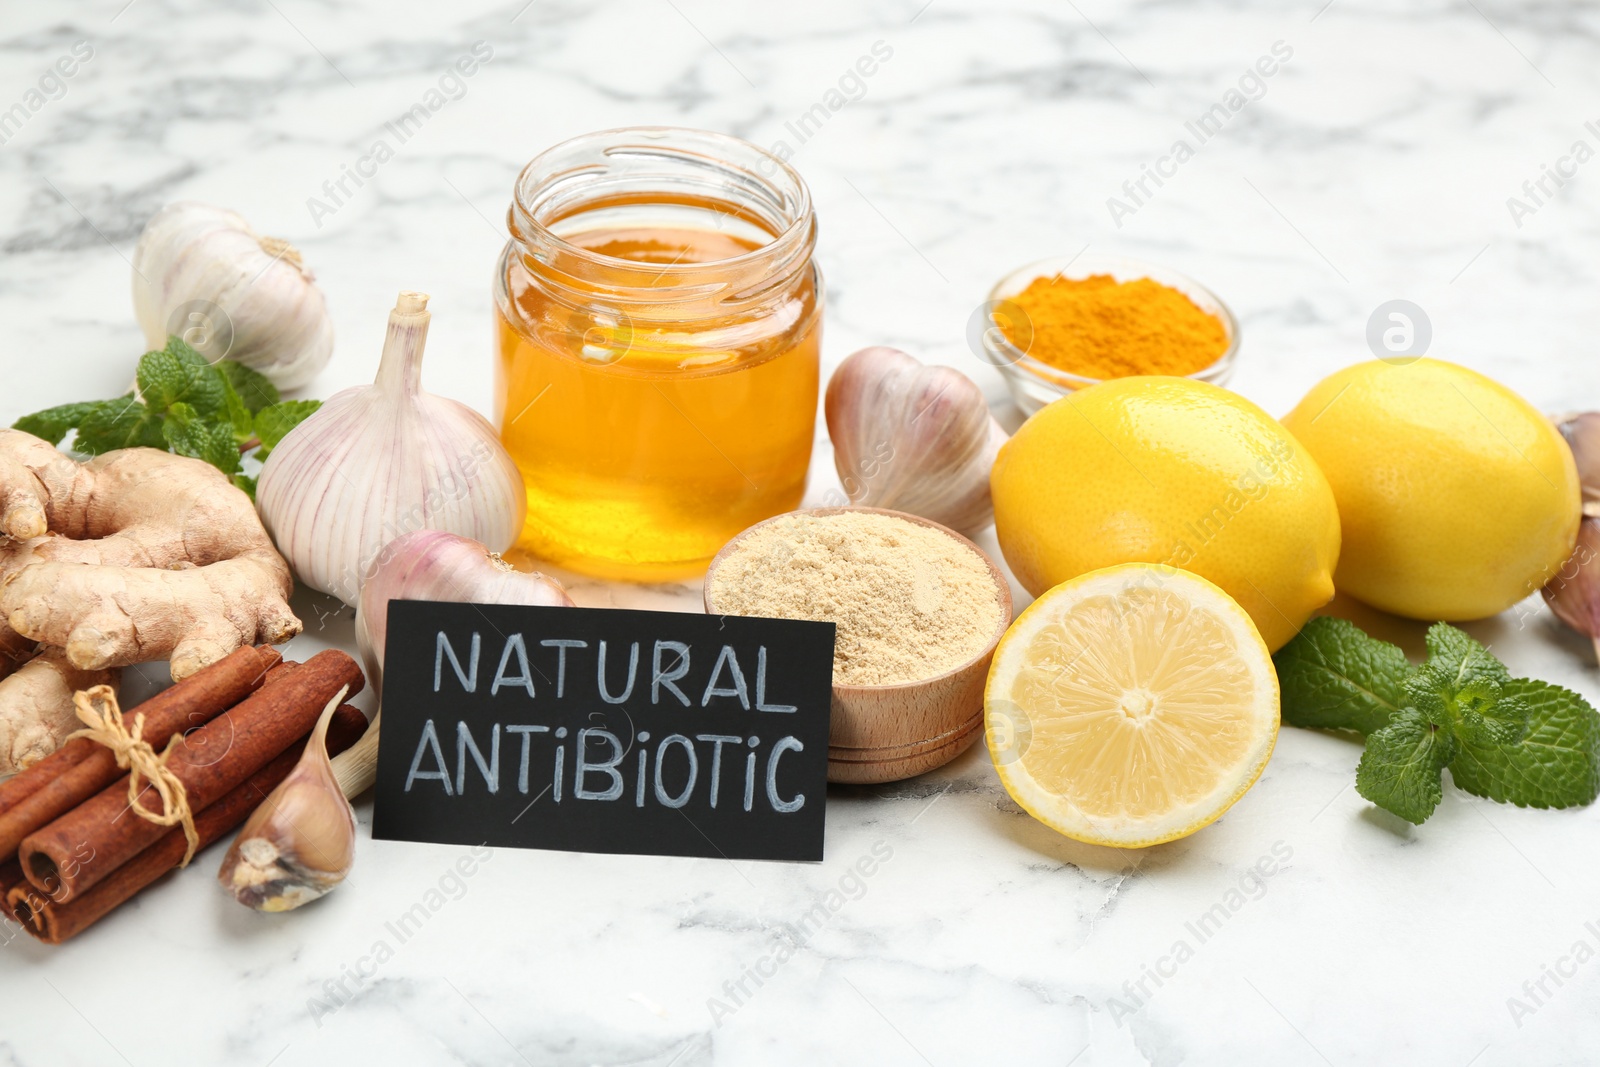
[162,402,241,476]
[218,375,255,442]
[1403,667,1453,723]
[233,473,258,498]
[1357,707,1456,824]
[1454,681,1529,747]
[253,400,320,460]
[217,361,279,414]
[73,396,165,454]
[1425,623,1510,691]
[14,400,107,445]
[1274,617,1412,735]
[137,337,225,418]
[1448,679,1600,809]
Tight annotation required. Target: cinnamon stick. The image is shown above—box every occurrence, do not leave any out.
[5,868,51,936]
[11,704,369,945]
[0,857,25,927]
[263,659,302,684]
[0,645,283,857]
[19,649,362,904]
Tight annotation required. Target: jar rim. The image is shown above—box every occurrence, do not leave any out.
[509,126,815,287]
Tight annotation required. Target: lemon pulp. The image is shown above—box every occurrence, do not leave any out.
[987,564,1279,847]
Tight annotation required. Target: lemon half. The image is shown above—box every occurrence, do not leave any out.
[986,564,1279,848]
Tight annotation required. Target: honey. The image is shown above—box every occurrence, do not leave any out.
[495,129,822,581]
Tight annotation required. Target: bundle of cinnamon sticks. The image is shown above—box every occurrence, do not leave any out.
[0,645,367,944]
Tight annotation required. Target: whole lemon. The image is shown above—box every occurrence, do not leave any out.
[991,376,1340,651]
[1281,358,1580,620]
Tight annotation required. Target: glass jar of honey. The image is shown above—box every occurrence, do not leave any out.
[495,127,822,582]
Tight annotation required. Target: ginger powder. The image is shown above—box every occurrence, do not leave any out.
[709,512,1004,686]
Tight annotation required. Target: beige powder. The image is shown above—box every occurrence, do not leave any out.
[709,512,1004,685]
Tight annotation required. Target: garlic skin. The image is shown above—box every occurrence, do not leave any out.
[219,688,355,912]
[132,202,333,389]
[257,292,526,607]
[1543,516,1600,662]
[825,346,1008,535]
[329,530,573,800]
[1555,412,1600,517]
[1544,413,1600,660]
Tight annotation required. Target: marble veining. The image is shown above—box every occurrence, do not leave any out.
[3,0,1600,1063]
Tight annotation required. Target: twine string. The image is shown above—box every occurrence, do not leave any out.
[66,685,200,866]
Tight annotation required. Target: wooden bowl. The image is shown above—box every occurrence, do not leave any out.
[704,506,1013,785]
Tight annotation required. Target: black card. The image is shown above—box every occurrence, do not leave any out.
[372,600,836,862]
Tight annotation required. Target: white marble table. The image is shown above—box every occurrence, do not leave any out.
[3,0,1599,1063]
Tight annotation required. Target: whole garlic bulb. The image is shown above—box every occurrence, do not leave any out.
[825,346,1008,535]
[258,292,526,607]
[132,202,333,389]
[330,530,573,801]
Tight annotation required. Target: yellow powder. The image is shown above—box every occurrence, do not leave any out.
[709,512,1004,686]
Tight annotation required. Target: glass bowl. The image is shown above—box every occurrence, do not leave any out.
[979,255,1240,415]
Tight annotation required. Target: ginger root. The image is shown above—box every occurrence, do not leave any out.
[0,652,118,773]
[0,429,301,773]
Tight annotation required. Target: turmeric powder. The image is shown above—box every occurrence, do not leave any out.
[1002,274,1228,379]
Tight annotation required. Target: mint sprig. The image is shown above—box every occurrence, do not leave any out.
[13,337,320,499]
[1276,618,1600,824]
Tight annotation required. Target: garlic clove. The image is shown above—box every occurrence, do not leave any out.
[1543,515,1600,662]
[257,292,527,606]
[353,529,574,695]
[1555,412,1600,517]
[131,202,333,390]
[824,346,1008,534]
[330,530,575,802]
[219,687,356,911]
